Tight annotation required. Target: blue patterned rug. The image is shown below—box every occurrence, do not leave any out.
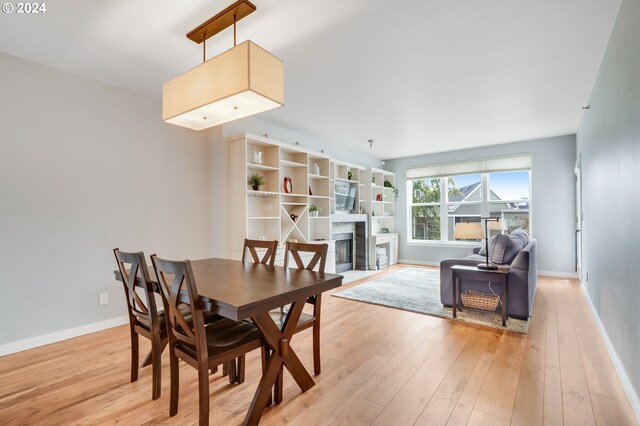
[333,267,528,333]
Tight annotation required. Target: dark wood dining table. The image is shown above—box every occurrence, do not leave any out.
[115,257,342,425]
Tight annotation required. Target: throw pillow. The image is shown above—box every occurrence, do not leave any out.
[502,228,529,264]
[478,228,529,264]
[489,234,510,264]
[477,236,493,256]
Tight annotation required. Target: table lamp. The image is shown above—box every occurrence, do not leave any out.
[477,217,507,270]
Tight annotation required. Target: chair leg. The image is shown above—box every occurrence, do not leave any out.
[209,365,219,375]
[222,362,229,376]
[197,360,210,426]
[228,360,238,384]
[261,344,273,406]
[237,356,246,384]
[275,370,283,404]
[313,320,321,375]
[130,328,139,382]
[169,346,179,417]
[151,334,162,400]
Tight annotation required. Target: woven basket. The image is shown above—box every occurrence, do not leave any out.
[461,290,500,311]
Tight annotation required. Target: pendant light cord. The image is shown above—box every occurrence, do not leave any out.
[202,32,206,63]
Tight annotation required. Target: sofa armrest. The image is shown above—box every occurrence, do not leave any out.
[472,246,482,254]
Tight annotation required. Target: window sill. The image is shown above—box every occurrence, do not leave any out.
[407,240,480,249]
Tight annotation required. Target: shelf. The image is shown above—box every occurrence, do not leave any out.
[371,200,383,204]
[309,173,329,180]
[334,177,359,184]
[282,202,308,206]
[281,159,308,168]
[309,195,329,199]
[247,163,279,171]
[248,190,279,197]
[248,216,279,220]
[309,216,330,219]
[281,193,308,197]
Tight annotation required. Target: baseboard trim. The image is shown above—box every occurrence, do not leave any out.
[0,315,129,357]
[581,283,640,423]
[538,270,578,278]
[399,259,440,267]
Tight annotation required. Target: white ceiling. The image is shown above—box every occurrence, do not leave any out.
[0,0,621,159]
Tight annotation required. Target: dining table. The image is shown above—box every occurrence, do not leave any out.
[115,257,342,425]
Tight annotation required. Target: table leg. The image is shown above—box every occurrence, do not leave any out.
[501,277,507,327]
[243,297,315,426]
[453,276,458,318]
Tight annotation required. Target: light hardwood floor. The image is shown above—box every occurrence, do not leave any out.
[0,265,637,425]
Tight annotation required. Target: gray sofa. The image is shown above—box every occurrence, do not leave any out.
[440,235,537,320]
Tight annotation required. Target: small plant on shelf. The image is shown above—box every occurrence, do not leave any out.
[347,170,353,180]
[247,173,265,191]
[309,204,321,217]
[384,180,399,201]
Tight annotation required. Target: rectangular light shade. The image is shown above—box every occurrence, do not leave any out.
[162,40,284,131]
[453,222,483,240]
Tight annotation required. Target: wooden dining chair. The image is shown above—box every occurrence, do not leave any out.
[241,238,279,266]
[150,255,266,426]
[113,248,166,400]
[279,242,328,371]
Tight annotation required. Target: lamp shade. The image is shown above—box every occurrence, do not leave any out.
[162,40,284,131]
[453,222,483,240]
[488,218,507,231]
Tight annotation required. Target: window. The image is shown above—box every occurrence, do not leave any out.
[407,156,531,243]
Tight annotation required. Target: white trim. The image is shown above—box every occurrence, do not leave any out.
[399,259,441,267]
[0,315,129,357]
[538,270,578,279]
[581,284,640,423]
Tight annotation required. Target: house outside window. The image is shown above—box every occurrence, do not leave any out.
[407,156,531,243]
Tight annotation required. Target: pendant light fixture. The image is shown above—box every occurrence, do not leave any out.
[162,0,284,131]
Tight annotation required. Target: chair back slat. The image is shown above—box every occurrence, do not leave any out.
[284,242,328,273]
[151,255,206,354]
[242,239,279,266]
[113,249,156,324]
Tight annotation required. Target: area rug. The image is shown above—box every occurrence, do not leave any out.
[333,267,528,333]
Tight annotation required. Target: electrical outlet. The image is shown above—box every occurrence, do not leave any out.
[99,292,109,306]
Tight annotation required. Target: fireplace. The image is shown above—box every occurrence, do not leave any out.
[334,233,353,273]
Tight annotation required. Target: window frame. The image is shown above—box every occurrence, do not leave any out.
[407,170,532,245]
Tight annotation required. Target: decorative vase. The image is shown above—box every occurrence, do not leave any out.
[252,185,259,191]
[310,211,318,217]
[252,151,263,164]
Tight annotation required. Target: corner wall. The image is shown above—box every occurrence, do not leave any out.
[0,53,213,347]
[384,135,577,275]
[576,0,640,414]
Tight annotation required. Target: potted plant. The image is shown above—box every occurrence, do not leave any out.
[309,204,320,217]
[247,173,265,191]
[347,170,353,180]
[384,180,399,201]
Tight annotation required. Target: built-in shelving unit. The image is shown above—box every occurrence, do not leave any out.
[229,134,336,271]
[362,167,399,269]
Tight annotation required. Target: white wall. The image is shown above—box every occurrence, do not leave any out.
[384,135,577,275]
[0,53,213,346]
[577,0,640,414]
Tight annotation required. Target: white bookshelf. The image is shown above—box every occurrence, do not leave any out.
[363,167,399,269]
[229,134,335,271]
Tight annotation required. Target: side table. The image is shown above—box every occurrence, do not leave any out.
[451,265,509,326]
